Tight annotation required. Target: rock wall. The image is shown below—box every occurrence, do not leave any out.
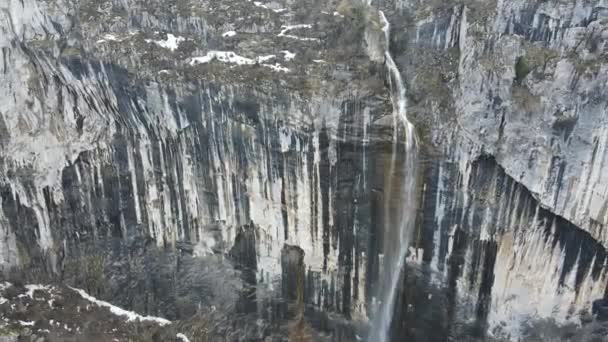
[380,0,608,338]
[383,0,607,238]
[0,0,390,332]
[413,154,607,339]
[1,0,608,340]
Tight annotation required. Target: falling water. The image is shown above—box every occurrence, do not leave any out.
[369,10,418,342]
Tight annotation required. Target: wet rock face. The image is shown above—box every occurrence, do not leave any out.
[380,0,608,338]
[384,0,608,238]
[414,156,608,340]
[1,0,608,340]
[0,0,388,336]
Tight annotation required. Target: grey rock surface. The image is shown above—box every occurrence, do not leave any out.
[0,0,607,340]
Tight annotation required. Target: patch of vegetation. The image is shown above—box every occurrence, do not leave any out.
[28,38,56,51]
[414,119,434,150]
[63,252,107,297]
[337,0,366,20]
[337,0,376,33]
[83,254,106,296]
[515,42,559,83]
[16,240,32,267]
[571,55,604,76]
[407,47,457,109]
[415,0,496,27]
[61,46,82,58]
[479,54,503,73]
[0,325,22,336]
[512,84,540,113]
[514,56,531,84]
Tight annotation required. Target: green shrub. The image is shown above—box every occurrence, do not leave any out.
[514,56,531,84]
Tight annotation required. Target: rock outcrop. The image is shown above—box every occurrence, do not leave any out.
[0,0,607,340]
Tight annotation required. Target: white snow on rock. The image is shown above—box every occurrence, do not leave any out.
[190,51,289,72]
[70,287,171,326]
[19,321,35,326]
[280,24,312,31]
[176,333,191,342]
[191,51,256,66]
[96,33,122,44]
[252,1,286,13]
[278,24,319,41]
[281,50,296,61]
[263,63,290,73]
[253,2,268,9]
[18,284,51,299]
[257,55,276,63]
[0,282,12,291]
[145,33,185,51]
[222,31,237,38]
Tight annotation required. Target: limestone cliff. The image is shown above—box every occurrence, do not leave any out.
[0,0,607,341]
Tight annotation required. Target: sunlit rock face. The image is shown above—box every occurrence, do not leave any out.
[380,0,608,339]
[411,155,607,340]
[1,0,608,340]
[0,0,390,337]
[385,0,608,241]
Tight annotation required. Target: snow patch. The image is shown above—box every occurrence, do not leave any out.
[252,1,286,13]
[190,52,289,72]
[176,333,191,342]
[96,34,120,43]
[70,287,171,326]
[19,321,35,326]
[263,63,290,73]
[281,50,296,61]
[145,33,185,51]
[281,24,312,31]
[222,31,237,38]
[191,51,256,66]
[18,284,51,299]
[257,55,276,63]
[278,24,320,41]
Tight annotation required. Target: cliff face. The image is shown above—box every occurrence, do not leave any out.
[0,1,390,338]
[383,0,608,339]
[0,0,607,340]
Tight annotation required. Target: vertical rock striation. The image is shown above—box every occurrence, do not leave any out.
[1,0,607,340]
[379,0,608,338]
[0,0,390,332]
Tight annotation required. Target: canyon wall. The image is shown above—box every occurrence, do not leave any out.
[0,0,607,340]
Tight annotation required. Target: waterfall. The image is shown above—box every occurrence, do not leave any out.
[369,10,419,342]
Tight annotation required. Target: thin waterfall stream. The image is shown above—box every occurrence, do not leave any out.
[369,10,419,342]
